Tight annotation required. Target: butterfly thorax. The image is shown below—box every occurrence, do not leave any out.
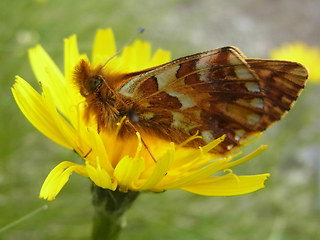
[84,85,126,127]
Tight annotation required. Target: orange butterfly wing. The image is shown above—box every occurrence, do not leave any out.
[117,46,308,152]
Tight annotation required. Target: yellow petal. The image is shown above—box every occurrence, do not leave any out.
[181,173,270,196]
[29,45,68,109]
[159,158,229,189]
[172,135,225,169]
[114,156,145,191]
[86,127,114,174]
[140,143,175,190]
[63,34,85,126]
[28,45,65,87]
[40,161,87,200]
[223,145,267,169]
[64,34,80,84]
[120,45,137,71]
[132,40,151,68]
[12,77,74,149]
[92,28,116,66]
[150,48,171,66]
[86,161,116,190]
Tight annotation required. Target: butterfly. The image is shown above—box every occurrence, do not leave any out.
[73,46,308,154]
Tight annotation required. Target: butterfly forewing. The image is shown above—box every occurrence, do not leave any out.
[118,46,308,152]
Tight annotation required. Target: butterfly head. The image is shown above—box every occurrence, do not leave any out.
[73,59,105,97]
[73,59,132,127]
[82,75,103,96]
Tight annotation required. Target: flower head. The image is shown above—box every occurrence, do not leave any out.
[270,42,320,82]
[12,28,269,200]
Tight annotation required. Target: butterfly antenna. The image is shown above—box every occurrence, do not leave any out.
[101,26,145,69]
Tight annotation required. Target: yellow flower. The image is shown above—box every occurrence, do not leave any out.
[270,42,320,82]
[12,28,269,201]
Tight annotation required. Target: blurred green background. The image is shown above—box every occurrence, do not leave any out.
[1,0,320,239]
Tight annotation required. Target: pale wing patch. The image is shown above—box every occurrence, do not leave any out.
[171,112,200,131]
[141,112,155,120]
[196,55,211,82]
[167,91,196,109]
[201,130,215,144]
[245,82,261,93]
[228,51,244,65]
[234,66,254,80]
[250,98,264,109]
[119,77,141,97]
[156,65,180,90]
[247,113,261,125]
[227,145,234,150]
[234,129,246,141]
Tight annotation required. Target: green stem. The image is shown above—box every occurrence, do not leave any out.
[91,184,140,240]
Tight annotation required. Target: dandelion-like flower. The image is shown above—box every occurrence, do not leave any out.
[12,28,269,201]
[270,42,320,82]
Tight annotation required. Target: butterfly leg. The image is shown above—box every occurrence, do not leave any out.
[124,119,158,163]
[83,148,93,158]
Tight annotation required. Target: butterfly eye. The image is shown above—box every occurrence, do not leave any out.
[84,75,103,96]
